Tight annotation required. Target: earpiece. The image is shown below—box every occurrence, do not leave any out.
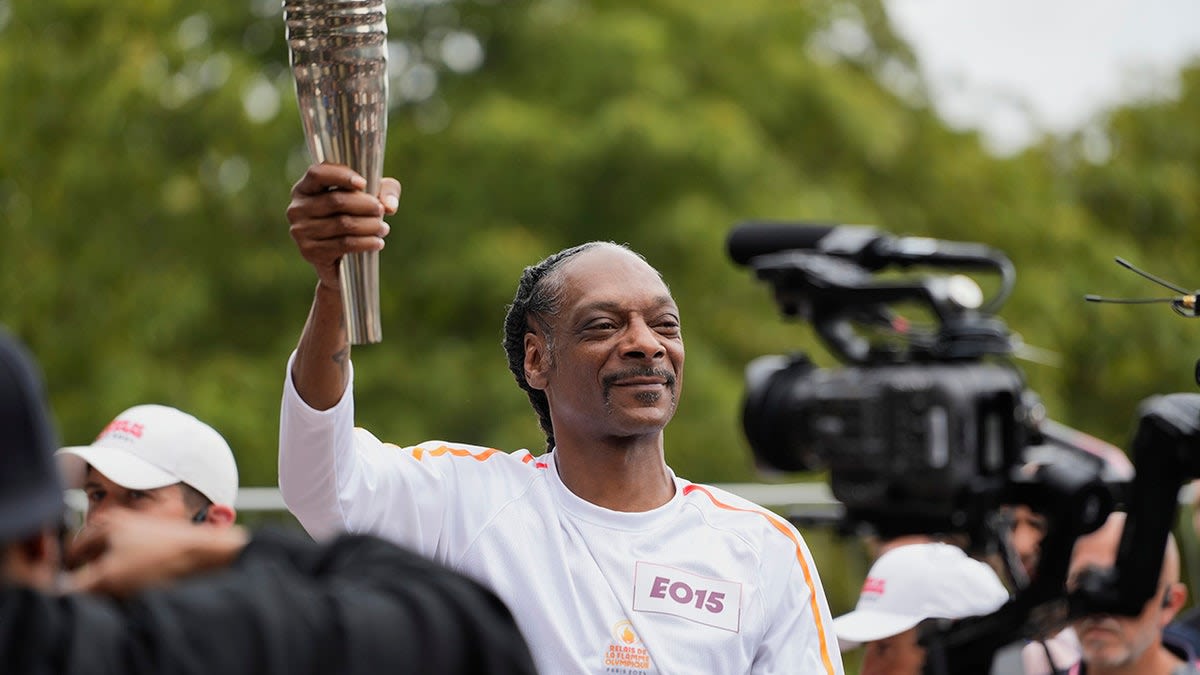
[192,504,210,524]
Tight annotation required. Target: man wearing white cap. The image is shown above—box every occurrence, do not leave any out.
[57,404,239,527]
[834,542,1011,675]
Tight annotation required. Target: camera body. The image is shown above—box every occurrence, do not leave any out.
[727,223,1034,537]
[743,354,1032,533]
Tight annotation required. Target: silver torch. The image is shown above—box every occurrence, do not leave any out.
[284,0,389,344]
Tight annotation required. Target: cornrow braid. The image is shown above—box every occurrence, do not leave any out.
[502,241,621,452]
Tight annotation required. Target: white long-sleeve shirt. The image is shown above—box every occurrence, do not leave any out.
[279,355,843,675]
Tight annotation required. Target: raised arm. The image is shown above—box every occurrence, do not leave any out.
[286,163,400,410]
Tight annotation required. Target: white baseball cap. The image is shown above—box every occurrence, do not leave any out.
[56,404,239,507]
[833,542,1010,648]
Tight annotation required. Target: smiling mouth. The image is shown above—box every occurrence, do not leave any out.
[602,369,677,408]
[612,379,666,387]
[603,368,676,389]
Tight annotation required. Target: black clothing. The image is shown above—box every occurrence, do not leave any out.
[1168,607,1200,664]
[0,330,63,541]
[0,529,538,675]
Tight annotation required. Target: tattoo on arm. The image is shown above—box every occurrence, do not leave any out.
[330,310,349,375]
[332,346,349,377]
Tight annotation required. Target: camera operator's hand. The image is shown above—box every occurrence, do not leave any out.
[64,511,249,598]
[286,162,400,293]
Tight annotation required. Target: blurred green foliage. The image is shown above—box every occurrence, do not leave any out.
[5,0,1200,632]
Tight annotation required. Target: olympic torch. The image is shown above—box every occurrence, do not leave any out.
[284,0,389,344]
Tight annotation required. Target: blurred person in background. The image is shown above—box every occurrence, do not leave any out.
[833,542,1010,675]
[1014,439,1136,675]
[1164,480,1200,656]
[57,404,239,527]
[277,163,843,674]
[0,328,538,675]
[1006,504,1049,581]
[1066,511,1194,675]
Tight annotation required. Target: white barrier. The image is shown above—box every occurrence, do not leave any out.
[63,482,841,523]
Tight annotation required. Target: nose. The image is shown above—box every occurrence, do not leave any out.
[621,317,665,360]
[84,501,114,527]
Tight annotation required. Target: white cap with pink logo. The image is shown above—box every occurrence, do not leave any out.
[833,542,1010,649]
[56,404,239,507]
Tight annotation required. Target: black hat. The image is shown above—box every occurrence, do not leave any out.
[0,329,63,542]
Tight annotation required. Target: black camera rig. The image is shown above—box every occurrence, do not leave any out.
[727,221,1200,674]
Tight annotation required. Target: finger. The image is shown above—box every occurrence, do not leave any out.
[292,234,387,264]
[288,189,385,225]
[292,163,367,196]
[68,561,137,599]
[379,178,401,214]
[290,213,389,245]
[64,561,105,594]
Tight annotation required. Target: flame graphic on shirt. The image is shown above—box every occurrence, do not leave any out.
[611,620,640,645]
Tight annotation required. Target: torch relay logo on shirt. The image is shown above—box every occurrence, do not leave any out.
[604,620,652,673]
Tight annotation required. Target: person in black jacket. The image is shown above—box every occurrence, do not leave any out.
[0,328,538,675]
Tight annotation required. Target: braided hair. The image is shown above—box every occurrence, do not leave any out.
[502,241,624,452]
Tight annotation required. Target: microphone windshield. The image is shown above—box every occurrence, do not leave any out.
[726,222,838,265]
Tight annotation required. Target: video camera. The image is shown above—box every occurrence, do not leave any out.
[727,222,1200,674]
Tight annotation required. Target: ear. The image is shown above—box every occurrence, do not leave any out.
[204,504,237,528]
[1160,582,1188,625]
[524,330,549,391]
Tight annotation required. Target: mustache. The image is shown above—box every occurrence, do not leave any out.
[602,367,677,389]
[1077,616,1122,634]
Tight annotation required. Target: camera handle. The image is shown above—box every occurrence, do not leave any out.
[750,250,1011,364]
[1072,393,1200,616]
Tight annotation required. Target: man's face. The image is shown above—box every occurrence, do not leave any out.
[1007,504,1047,578]
[1071,588,1164,669]
[527,246,685,443]
[82,467,192,525]
[860,628,926,675]
[1068,528,1168,670]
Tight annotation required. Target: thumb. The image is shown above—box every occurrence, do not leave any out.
[379,178,401,214]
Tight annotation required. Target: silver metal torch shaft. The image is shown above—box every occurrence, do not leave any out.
[285,0,388,344]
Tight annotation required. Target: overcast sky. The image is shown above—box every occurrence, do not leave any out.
[882,0,1200,154]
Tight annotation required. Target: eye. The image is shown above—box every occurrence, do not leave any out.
[655,318,681,336]
[127,490,148,501]
[584,318,619,332]
[85,489,105,504]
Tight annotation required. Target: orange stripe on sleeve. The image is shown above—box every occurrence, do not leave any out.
[388,443,551,469]
[401,445,501,462]
[682,484,838,675]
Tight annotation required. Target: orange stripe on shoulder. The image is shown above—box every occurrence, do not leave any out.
[408,445,501,462]
[397,445,551,469]
[519,454,551,469]
[682,484,838,675]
